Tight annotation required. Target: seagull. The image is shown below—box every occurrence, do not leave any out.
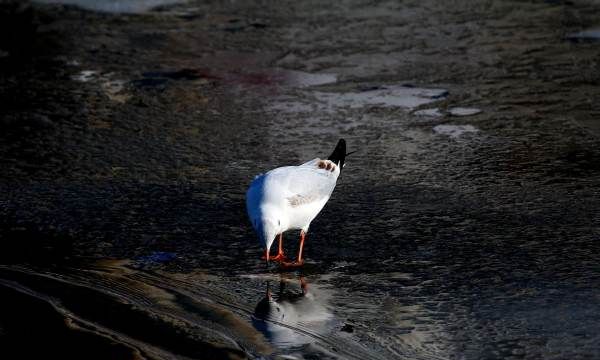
[246,139,349,267]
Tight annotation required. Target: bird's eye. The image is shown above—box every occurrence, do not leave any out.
[278,220,280,226]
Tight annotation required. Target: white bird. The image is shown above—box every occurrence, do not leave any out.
[246,139,349,267]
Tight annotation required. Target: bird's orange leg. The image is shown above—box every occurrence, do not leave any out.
[262,233,287,263]
[271,233,287,262]
[280,230,306,268]
[297,230,306,264]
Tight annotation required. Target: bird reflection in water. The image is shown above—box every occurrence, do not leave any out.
[252,276,334,348]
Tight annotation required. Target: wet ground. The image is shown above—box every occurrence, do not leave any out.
[1,0,600,359]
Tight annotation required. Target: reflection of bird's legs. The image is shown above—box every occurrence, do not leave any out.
[300,276,307,295]
[279,278,286,297]
[266,281,272,299]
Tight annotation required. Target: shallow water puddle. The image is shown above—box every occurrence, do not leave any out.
[241,273,384,359]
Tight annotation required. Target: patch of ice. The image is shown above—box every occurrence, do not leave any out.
[72,70,97,82]
[267,85,447,115]
[433,124,479,138]
[413,108,443,117]
[313,85,448,111]
[449,107,482,116]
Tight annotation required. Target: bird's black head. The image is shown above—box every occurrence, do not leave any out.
[327,139,347,169]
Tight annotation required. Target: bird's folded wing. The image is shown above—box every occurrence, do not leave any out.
[284,159,338,207]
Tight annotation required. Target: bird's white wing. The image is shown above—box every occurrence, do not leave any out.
[275,158,339,207]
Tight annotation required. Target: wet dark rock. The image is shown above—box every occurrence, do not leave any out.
[340,323,354,333]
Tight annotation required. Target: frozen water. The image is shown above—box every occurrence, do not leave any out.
[313,86,447,110]
[449,107,482,116]
[413,108,443,117]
